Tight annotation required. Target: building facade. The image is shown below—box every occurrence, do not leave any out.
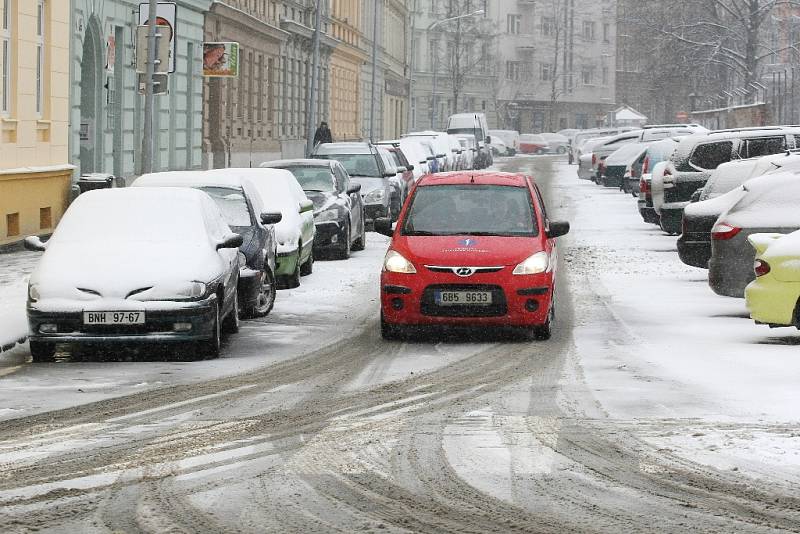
[71,0,210,183]
[0,0,73,246]
[493,0,617,132]
[329,0,366,141]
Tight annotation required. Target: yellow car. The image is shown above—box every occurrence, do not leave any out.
[745,231,800,329]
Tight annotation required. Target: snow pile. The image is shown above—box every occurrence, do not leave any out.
[604,142,650,166]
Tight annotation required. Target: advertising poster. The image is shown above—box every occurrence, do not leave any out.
[203,42,239,77]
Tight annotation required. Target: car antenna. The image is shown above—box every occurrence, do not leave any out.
[470,174,475,183]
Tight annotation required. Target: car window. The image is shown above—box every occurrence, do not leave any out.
[743,136,786,158]
[283,167,335,192]
[689,141,734,170]
[200,194,230,241]
[401,185,538,237]
[315,153,381,178]
[198,186,252,228]
[335,165,349,192]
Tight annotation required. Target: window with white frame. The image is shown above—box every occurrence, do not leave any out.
[506,61,521,81]
[36,0,44,116]
[581,66,595,85]
[507,14,521,35]
[540,63,553,81]
[2,0,11,114]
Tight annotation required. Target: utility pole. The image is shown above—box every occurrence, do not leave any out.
[141,0,158,174]
[369,1,380,141]
[305,0,323,156]
[407,0,418,132]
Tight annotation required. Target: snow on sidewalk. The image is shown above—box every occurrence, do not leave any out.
[0,250,39,353]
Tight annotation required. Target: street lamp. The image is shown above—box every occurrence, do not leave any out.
[428,9,484,130]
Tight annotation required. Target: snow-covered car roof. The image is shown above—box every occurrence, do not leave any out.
[262,159,335,169]
[605,142,651,166]
[724,171,800,227]
[134,170,246,190]
[314,142,373,155]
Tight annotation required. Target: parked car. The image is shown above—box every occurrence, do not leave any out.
[601,142,651,190]
[488,135,509,156]
[403,131,452,172]
[571,127,636,165]
[745,229,800,330]
[132,170,281,318]
[455,134,477,170]
[590,131,646,180]
[261,159,366,260]
[709,172,800,297]
[638,139,679,224]
[310,142,395,224]
[374,171,570,340]
[377,142,417,190]
[24,188,242,361]
[678,152,800,268]
[541,133,570,154]
[446,112,492,168]
[519,134,550,154]
[653,127,800,235]
[394,138,431,180]
[377,146,408,220]
[577,136,611,180]
[489,129,520,155]
[233,168,316,289]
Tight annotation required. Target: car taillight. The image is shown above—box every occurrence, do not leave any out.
[663,167,672,177]
[642,156,650,174]
[711,222,742,241]
[754,259,771,277]
[592,153,597,166]
[639,177,649,194]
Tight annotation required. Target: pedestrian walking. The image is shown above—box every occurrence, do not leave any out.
[313,121,333,146]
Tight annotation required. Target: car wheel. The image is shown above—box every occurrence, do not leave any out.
[222,290,240,334]
[557,146,567,154]
[300,247,314,276]
[533,305,554,341]
[29,340,56,362]
[247,269,276,317]
[352,213,366,251]
[201,302,222,359]
[337,222,352,260]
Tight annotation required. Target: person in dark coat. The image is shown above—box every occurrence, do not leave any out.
[313,121,333,146]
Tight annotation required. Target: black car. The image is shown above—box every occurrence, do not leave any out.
[132,171,282,318]
[262,159,366,259]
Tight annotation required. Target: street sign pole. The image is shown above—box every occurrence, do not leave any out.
[305,1,323,157]
[369,1,379,141]
[141,0,158,174]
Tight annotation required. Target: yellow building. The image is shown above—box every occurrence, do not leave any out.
[0,0,72,247]
[329,0,367,141]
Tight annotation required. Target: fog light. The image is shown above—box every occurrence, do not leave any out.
[391,298,404,310]
[173,322,193,333]
[525,299,539,312]
[331,234,338,244]
[39,324,57,334]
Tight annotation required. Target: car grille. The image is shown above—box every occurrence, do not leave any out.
[420,284,507,318]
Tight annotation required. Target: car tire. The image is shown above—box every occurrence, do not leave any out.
[300,247,314,276]
[222,290,240,334]
[246,269,276,317]
[29,340,56,362]
[352,213,366,251]
[201,302,222,359]
[337,222,352,260]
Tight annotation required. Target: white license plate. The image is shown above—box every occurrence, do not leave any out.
[435,291,493,306]
[83,311,146,325]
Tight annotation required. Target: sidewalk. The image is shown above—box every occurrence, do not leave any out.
[0,249,40,353]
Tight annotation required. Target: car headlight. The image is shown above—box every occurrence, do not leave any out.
[383,250,416,274]
[315,209,339,222]
[512,252,550,275]
[365,189,386,203]
[28,284,40,302]
[175,282,208,300]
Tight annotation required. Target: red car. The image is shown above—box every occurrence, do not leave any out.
[375,171,570,340]
[518,134,550,155]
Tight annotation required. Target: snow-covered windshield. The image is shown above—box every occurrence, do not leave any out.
[402,185,538,237]
[283,167,335,192]
[315,153,381,178]
[198,187,252,228]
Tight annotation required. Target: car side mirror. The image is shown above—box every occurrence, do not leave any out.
[396,167,406,174]
[546,221,570,239]
[374,217,394,237]
[485,136,491,144]
[383,172,397,178]
[261,212,283,225]
[346,183,361,195]
[217,233,244,250]
[407,165,415,171]
[23,235,47,252]
[299,199,314,213]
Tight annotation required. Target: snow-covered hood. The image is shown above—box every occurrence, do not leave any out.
[352,177,387,195]
[395,235,540,267]
[30,241,225,302]
[684,187,746,218]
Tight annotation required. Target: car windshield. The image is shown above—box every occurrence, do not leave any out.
[283,166,335,192]
[198,186,252,228]
[315,153,381,178]
[402,185,538,237]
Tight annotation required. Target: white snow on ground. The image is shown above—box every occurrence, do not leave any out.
[0,250,38,352]
[557,159,800,478]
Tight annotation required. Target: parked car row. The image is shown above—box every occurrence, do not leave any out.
[581,124,800,334]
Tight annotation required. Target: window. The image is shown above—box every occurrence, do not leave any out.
[506,61,521,81]
[689,141,733,170]
[602,66,608,85]
[743,136,786,158]
[36,0,44,116]
[39,207,51,229]
[540,63,552,81]
[428,39,438,71]
[507,14,521,34]
[2,0,11,114]
[582,21,595,40]
[603,23,610,42]
[6,212,19,237]
[581,66,594,85]
[541,17,554,37]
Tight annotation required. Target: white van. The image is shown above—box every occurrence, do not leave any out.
[446,113,493,169]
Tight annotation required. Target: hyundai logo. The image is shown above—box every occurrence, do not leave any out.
[458,238,478,248]
[454,267,475,277]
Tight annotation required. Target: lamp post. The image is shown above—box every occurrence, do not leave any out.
[305,0,323,157]
[428,9,484,130]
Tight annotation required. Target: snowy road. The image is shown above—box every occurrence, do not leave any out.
[1,157,800,532]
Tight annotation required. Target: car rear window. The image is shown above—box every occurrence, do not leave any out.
[314,153,381,178]
[283,167,335,192]
[742,136,786,158]
[401,185,538,237]
[198,186,252,228]
[689,141,733,170]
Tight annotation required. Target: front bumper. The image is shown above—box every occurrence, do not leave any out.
[275,249,300,277]
[313,221,346,249]
[365,203,390,222]
[659,204,688,235]
[380,269,553,328]
[745,279,800,327]
[27,299,217,344]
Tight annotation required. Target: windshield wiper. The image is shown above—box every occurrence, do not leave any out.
[349,174,380,178]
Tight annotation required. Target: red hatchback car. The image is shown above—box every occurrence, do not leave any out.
[375,171,570,340]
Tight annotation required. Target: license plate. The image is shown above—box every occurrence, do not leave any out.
[83,311,145,325]
[435,291,493,306]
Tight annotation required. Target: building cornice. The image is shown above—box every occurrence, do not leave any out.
[210,2,289,42]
